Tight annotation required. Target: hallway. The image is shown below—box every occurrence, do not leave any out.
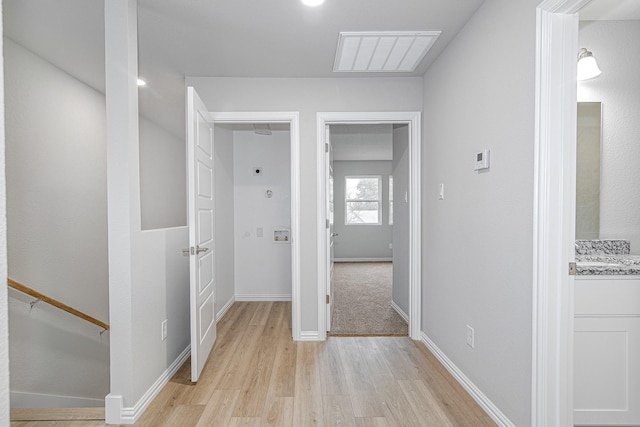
[12,302,496,426]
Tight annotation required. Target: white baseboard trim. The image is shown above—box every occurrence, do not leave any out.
[216,297,235,322]
[391,301,409,323]
[334,258,392,263]
[420,333,514,427]
[298,331,321,341]
[10,391,104,409]
[235,294,292,302]
[106,345,191,424]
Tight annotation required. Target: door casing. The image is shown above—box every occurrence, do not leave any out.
[533,0,590,425]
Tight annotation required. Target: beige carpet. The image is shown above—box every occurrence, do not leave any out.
[329,262,408,336]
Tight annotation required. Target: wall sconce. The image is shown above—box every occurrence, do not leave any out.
[577,48,602,81]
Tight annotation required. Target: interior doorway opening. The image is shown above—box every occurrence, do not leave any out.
[317,112,421,341]
[327,124,409,336]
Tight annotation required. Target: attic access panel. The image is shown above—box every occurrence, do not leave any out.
[333,30,441,73]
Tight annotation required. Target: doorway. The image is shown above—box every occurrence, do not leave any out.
[327,124,408,336]
[317,112,421,341]
[210,112,301,340]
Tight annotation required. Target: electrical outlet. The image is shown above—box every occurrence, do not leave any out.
[161,320,168,341]
[466,325,475,348]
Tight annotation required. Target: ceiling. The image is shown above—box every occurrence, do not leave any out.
[3,0,484,139]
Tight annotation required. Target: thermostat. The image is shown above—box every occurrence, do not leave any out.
[474,149,490,171]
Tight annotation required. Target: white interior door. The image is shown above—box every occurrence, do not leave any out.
[326,125,335,331]
[187,87,216,382]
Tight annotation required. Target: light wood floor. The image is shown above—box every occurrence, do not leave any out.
[11,301,496,426]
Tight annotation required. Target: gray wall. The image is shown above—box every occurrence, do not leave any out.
[213,124,235,318]
[333,161,392,260]
[392,125,409,316]
[4,38,109,406]
[139,117,186,230]
[421,1,538,425]
[186,76,423,332]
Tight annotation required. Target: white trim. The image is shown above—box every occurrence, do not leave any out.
[391,301,409,323]
[533,1,588,426]
[215,296,235,322]
[298,331,321,341]
[235,294,292,302]
[334,258,392,263]
[317,112,421,341]
[106,345,190,424]
[209,112,301,341]
[421,333,515,427]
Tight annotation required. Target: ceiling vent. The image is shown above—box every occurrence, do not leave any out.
[333,31,441,73]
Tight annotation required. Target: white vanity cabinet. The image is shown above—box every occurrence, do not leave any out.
[574,277,640,426]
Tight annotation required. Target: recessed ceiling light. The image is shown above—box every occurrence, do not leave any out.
[137,78,147,86]
[334,31,441,73]
[301,0,324,7]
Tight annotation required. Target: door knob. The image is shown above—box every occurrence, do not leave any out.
[331,233,339,237]
[196,246,210,254]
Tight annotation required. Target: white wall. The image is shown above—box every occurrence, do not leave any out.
[578,20,640,254]
[4,38,110,406]
[421,1,538,425]
[186,77,423,332]
[233,130,291,300]
[139,117,186,230]
[214,124,235,316]
[0,5,11,422]
[392,124,410,316]
[105,2,190,421]
[332,161,392,260]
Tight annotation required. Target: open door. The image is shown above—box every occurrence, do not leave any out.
[186,87,216,382]
[326,125,335,332]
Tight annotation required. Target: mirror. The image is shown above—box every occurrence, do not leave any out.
[576,102,602,239]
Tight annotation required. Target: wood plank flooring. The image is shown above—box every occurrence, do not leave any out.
[11,302,496,426]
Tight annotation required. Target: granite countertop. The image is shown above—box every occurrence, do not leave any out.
[576,254,640,276]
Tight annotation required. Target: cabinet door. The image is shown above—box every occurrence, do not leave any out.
[574,316,640,426]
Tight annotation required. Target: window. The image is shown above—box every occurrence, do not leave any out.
[345,176,382,225]
[389,175,393,225]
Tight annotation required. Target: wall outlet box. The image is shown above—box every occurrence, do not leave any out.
[466,325,475,348]
[474,149,490,171]
[161,320,168,341]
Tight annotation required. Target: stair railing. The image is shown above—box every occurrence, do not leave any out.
[7,278,109,332]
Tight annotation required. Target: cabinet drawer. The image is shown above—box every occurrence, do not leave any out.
[575,279,640,315]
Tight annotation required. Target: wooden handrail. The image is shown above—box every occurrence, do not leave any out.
[7,278,109,331]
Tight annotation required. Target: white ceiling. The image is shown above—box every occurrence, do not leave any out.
[3,0,484,139]
[580,0,640,20]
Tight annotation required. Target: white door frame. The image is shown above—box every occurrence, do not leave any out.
[533,1,590,425]
[209,112,301,340]
[317,112,422,341]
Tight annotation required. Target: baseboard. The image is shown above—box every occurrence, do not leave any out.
[420,333,515,427]
[235,294,292,302]
[391,301,409,323]
[298,331,321,341]
[216,296,235,322]
[106,345,191,424]
[10,391,104,409]
[334,258,392,263]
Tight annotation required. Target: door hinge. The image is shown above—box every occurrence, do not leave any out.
[326,295,330,304]
[569,262,577,276]
[325,142,329,153]
[326,219,330,229]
